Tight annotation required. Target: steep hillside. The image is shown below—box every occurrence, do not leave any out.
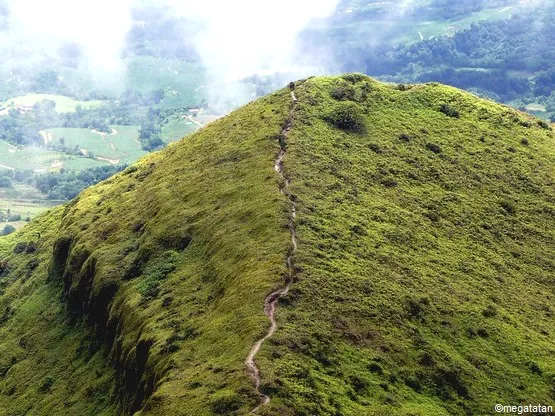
[0,75,554,416]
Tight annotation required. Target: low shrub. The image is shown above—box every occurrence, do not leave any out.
[330,82,356,101]
[482,305,498,318]
[342,73,368,83]
[499,200,516,215]
[368,143,383,153]
[137,251,179,301]
[326,102,367,134]
[399,133,412,142]
[426,143,442,154]
[38,376,54,393]
[439,103,460,118]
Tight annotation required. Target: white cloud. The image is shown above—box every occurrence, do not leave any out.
[167,0,340,80]
[8,0,133,70]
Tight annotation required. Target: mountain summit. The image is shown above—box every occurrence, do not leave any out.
[0,75,553,416]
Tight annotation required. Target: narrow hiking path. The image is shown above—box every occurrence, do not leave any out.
[245,85,299,414]
[92,128,118,151]
[185,114,203,128]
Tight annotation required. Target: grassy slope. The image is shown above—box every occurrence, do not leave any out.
[0,89,292,415]
[258,76,555,415]
[0,75,553,416]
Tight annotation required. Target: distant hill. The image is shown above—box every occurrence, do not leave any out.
[0,75,553,415]
[301,1,555,119]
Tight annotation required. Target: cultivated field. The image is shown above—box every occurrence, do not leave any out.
[0,141,107,172]
[160,115,200,143]
[126,57,206,109]
[0,183,65,231]
[1,93,105,113]
[46,125,147,165]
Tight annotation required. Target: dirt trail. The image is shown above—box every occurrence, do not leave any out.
[96,156,120,165]
[0,164,15,171]
[185,115,203,128]
[92,128,117,151]
[245,87,298,414]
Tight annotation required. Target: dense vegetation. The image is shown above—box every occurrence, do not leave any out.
[0,165,126,200]
[0,75,553,415]
[33,165,127,200]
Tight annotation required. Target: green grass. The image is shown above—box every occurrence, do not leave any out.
[0,75,553,415]
[1,94,105,113]
[260,76,555,415]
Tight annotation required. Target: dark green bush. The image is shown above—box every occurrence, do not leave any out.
[499,200,516,215]
[38,376,54,393]
[529,362,542,375]
[382,178,398,188]
[426,143,442,154]
[138,250,179,301]
[1,225,15,236]
[476,328,490,338]
[13,242,28,254]
[482,305,498,318]
[326,102,367,134]
[123,165,139,175]
[349,375,370,393]
[439,103,460,118]
[368,363,383,374]
[330,82,356,101]
[368,143,383,153]
[342,73,368,83]
[399,133,412,142]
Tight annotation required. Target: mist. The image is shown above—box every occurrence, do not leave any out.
[1,0,342,107]
[160,0,342,107]
[167,0,340,80]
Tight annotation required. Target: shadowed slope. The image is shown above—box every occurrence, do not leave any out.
[0,87,294,415]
